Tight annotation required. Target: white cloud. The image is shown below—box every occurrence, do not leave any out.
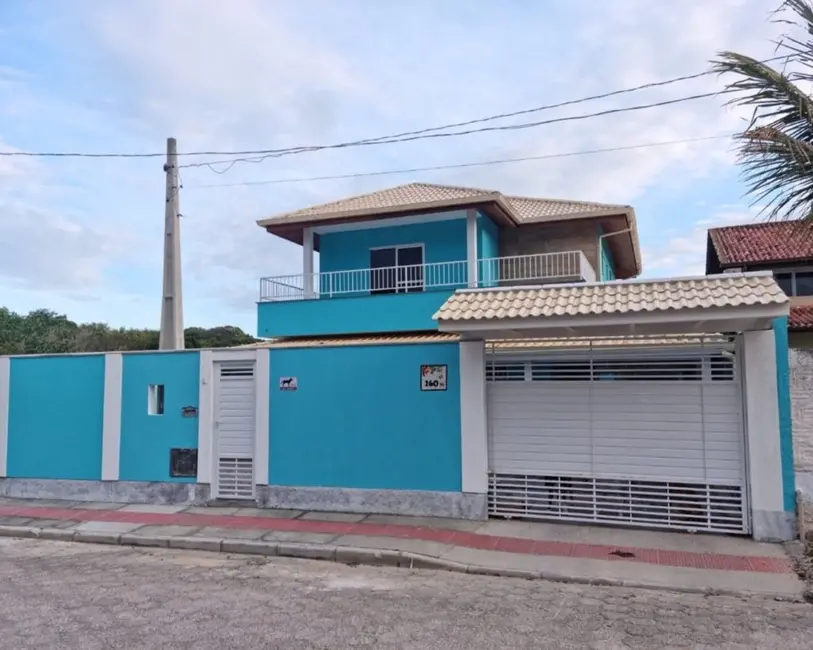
[0,0,796,329]
[642,206,761,278]
[0,139,136,299]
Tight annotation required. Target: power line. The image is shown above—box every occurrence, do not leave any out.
[186,134,734,189]
[183,54,788,170]
[181,92,722,173]
[0,54,790,163]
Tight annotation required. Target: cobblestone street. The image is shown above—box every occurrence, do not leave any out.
[0,538,810,649]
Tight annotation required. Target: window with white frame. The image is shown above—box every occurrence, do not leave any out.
[147,384,165,415]
[369,245,424,294]
[773,268,813,296]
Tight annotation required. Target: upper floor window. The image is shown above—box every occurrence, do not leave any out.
[370,245,424,294]
[774,269,813,296]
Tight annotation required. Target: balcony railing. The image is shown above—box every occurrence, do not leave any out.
[259,251,596,302]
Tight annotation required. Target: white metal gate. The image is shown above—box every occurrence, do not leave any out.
[486,341,749,534]
[214,361,256,500]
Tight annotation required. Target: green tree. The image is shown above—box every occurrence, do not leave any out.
[0,307,257,355]
[712,0,813,221]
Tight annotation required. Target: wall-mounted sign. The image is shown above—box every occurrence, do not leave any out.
[420,364,447,391]
[279,376,298,391]
[181,405,198,418]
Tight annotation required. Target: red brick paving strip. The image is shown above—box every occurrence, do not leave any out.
[0,505,794,575]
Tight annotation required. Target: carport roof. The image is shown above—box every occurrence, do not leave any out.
[433,272,789,338]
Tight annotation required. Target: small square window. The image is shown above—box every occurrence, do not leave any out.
[148,384,165,415]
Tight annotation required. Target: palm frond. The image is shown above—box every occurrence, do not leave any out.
[710,0,813,221]
[736,126,813,220]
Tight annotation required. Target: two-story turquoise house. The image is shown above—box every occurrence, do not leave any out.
[255,182,640,339]
[0,182,798,542]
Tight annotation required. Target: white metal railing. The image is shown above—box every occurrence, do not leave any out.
[259,250,595,302]
[478,251,595,287]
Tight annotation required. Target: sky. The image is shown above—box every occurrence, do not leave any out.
[0,0,791,333]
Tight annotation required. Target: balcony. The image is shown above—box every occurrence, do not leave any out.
[259,251,595,302]
[257,251,595,338]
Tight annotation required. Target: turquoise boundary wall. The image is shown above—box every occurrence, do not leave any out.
[773,316,795,511]
[119,351,200,482]
[4,321,794,514]
[7,354,105,480]
[268,342,462,492]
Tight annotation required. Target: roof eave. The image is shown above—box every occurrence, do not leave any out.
[256,192,517,230]
[717,255,813,268]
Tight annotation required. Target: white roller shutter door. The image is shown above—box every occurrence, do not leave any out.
[486,344,749,534]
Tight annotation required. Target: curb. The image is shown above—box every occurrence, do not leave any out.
[0,524,803,601]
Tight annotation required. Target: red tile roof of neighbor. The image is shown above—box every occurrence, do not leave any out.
[709,221,813,266]
[790,305,813,330]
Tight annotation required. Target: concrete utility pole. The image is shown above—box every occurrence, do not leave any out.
[159,137,185,350]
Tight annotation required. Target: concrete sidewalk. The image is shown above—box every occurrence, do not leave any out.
[0,498,803,599]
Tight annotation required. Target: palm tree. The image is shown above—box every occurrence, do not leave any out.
[712,0,813,221]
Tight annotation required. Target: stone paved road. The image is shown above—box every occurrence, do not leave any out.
[0,538,810,649]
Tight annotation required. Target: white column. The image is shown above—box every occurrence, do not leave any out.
[303,228,315,298]
[459,341,488,493]
[466,209,478,288]
[254,348,270,485]
[742,329,789,539]
[101,353,123,481]
[197,350,214,484]
[0,357,9,478]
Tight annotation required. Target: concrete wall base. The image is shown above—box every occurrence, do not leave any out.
[255,485,488,520]
[752,508,797,542]
[0,478,210,505]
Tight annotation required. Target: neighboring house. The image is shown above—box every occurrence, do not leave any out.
[706,221,813,496]
[0,182,796,542]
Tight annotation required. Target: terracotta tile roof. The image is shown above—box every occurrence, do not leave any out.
[433,273,788,322]
[257,182,631,227]
[709,221,813,266]
[790,305,813,330]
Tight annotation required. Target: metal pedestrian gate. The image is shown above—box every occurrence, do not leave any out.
[214,361,256,500]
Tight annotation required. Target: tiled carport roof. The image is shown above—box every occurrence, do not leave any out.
[433,273,787,323]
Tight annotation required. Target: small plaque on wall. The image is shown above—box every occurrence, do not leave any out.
[279,376,298,391]
[169,448,198,478]
[420,364,448,391]
[181,405,198,418]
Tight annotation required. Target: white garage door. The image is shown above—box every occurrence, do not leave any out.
[486,345,749,534]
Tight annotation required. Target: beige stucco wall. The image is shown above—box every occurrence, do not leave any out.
[498,219,601,277]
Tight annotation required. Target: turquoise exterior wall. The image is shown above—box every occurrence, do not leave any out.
[269,343,462,492]
[259,215,472,337]
[773,317,795,511]
[119,351,200,483]
[258,289,454,338]
[597,225,616,281]
[319,213,468,275]
[477,211,500,287]
[7,354,105,480]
